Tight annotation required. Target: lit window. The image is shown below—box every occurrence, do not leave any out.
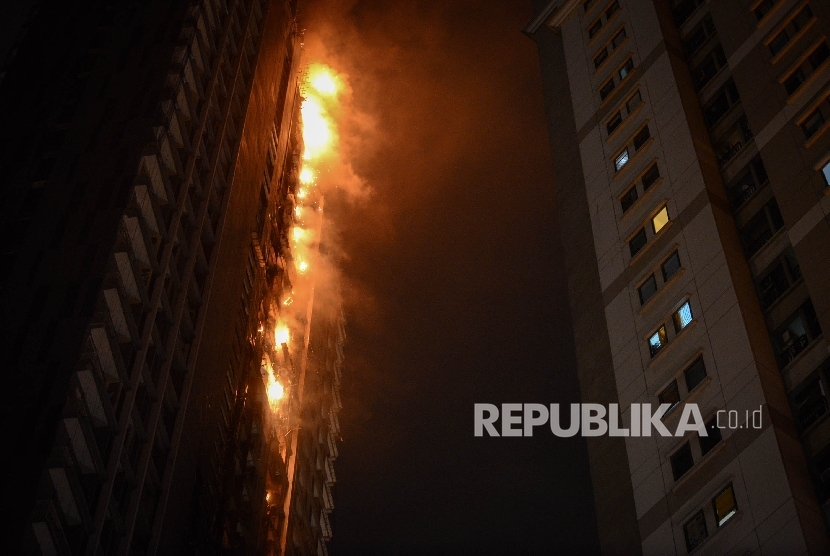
[620,185,638,213]
[684,510,708,551]
[671,442,694,480]
[661,251,681,281]
[618,58,634,80]
[699,415,722,455]
[823,161,830,186]
[629,228,647,257]
[638,274,657,304]
[658,380,680,413]
[649,325,667,357]
[615,148,630,171]
[652,206,669,233]
[684,356,706,391]
[673,301,693,331]
[713,484,737,526]
[642,163,659,189]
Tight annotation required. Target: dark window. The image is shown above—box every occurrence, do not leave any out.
[802,109,825,138]
[785,68,806,95]
[638,274,658,305]
[809,42,830,70]
[583,0,596,12]
[684,357,707,392]
[629,228,647,257]
[671,442,694,480]
[620,185,638,212]
[594,47,609,69]
[769,29,789,56]
[699,416,722,455]
[641,163,659,189]
[757,263,789,308]
[600,79,615,100]
[618,58,634,80]
[649,325,667,357]
[633,126,650,150]
[774,300,822,368]
[792,5,813,32]
[661,251,681,282]
[794,378,828,430]
[611,28,627,49]
[713,484,737,526]
[605,0,620,19]
[754,0,776,21]
[659,380,680,412]
[607,111,622,134]
[589,20,603,39]
[684,510,708,551]
[626,90,642,112]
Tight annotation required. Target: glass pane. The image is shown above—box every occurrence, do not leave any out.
[658,380,680,411]
[671,443,694,480]
[662,251,681,281]
[615,148,630,171]
[822,161,830,186]
[629,228,647,257]
[699,416,722,455]
[684,357,707,392]
[649,325,667,356]
[713,485,737,526]
[638,274,658,304]
[684,510,708,551]
[652,207,669,233]
[674,301,693,331]
[620,186,638,212]
[642,163,660,189]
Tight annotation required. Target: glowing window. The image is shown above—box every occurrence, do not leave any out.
[618,58,634,81]
[674,301,693,331]
[615,148,630,171]
[713,484,737,526]
[652,206,669,233]
[649,325,667,357]
[822,161,830,186]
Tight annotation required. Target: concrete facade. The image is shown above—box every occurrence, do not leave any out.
[528,0,830,553]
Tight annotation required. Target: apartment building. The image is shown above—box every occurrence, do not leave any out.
[0,0,343,554]
[527,0,830,553]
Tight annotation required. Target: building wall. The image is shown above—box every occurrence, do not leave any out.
[529,0,830,553]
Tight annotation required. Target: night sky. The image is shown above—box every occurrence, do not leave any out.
[302,1,601,554]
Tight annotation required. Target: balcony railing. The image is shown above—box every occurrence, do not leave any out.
[779,334,810,366]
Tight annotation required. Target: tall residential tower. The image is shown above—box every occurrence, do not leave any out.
[528,0,830,553]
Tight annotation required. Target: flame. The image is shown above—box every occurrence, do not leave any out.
[297,188,307,199]
[308,64,339,96]
[298,261,309,273]
[274,325,290,345]
[267,373,284,406]
[301,96,333,161]
[292,227,305,242]
[299,168,314,184]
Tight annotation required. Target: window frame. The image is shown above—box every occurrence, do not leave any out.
[673,300,694,332]
[712,484,737,527]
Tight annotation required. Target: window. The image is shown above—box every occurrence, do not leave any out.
[615,148,630,171]
[589,20,603,39]
[684,510,708,551]
[774,300,822,367]
[632,126,650,150]
[594,47,609,69]
[671,442,694,480]
[661,251,681,281]
[699,415,722,455]
[626,90,642,112]
[583,0,596,12]
[620,185,638,212]
[682,15,715,56]
[793,378,828,429]
[605,0,620,19]
[638,274,657,304]
[629,228,647,256]
[651,206,669,233]
[785,41,830,96]
[618,58,634,80]
[649,325,667,356]
[823,160,830,186]
[692,44,727,90]
[641,163,659,189]
[802,109,826,138]
[684,356,707,392]
[611,28,626,50]
[673,301,693,332]
[659,380,680,412]
[740,198,784,257]
[713,484,737,526]
[769,29,789,56]
[754,0,776,21]
[607,111,622,134]
[600,79,615,100]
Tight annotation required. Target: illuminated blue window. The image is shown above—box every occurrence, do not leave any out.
[822,160,830,186]
[674,301,693,332]
[649,325,667,357]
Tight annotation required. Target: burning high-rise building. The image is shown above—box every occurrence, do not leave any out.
[527,0,830,553]
[0,0,345,554]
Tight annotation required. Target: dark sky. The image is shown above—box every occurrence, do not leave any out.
[302,1,602,554]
